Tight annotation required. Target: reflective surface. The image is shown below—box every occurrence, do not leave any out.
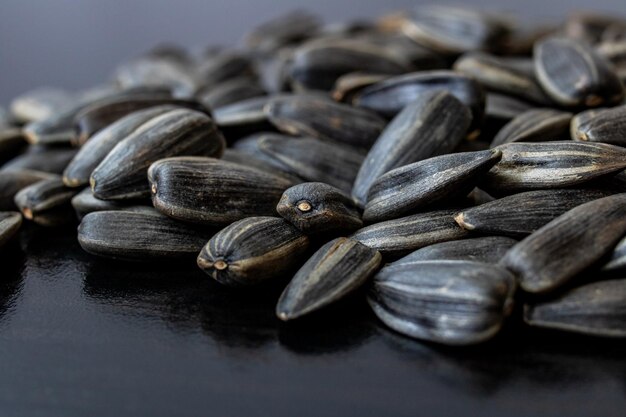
[0,225,624,416]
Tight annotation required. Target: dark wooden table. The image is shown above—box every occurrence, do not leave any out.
[0,224,624,416]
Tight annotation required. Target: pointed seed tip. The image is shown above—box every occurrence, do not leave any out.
[454,212,474,230]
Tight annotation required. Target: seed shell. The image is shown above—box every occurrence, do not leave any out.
[491,109,572,147]
[2,146,78,175]
[571,105,626,146]
[71,188,150,220]
[390,236,518,264]
[602,236,626,271]
[14,177,81,226]
[0,211,22,249]
[0,169,57,210]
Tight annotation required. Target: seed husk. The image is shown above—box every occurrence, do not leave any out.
[2,145,78,175]
[14,177,81,226]
[0,211,22,249]
[197,216,310,286]
[244,10,320,54]
[364,149,502,222]
[353,70,485,129]
[602,236,626,271]
[276,182,363,235]
[481,141,626,194]
[113,57,197,97]
[195,52,258,90]
[391,236,518,264]
[0,169,57,210]
[352,90,472,207]
[277,237,381,320]
[524,278,626,338]
[74,96,208,145]
[78,209,213,260]
[331,72,389,103]
[534,37,624,108]
[196,77,266,110]
[369,260,516,345]
[351,208,469,259]
[490,109,572,147]
[500,193,626,293]
[71,188,150,220]
[485,92,536,122]
[149,157,295,226]
[234,133,365,193]
[456,188,613,237]
[265,95,386,149]
[64,105,179,188]
[454,52,551,105]
[212,95,286,140]
[91,108,225,200]
[221,148,302,183]
[10,87,75,124]
[571,105,626,146]
[288,38,411,91]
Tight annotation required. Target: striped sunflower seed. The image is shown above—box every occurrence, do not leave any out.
[485,92,536,122]
[390,236,518,264]
[9,87,74,124]
[571,105,626,146]
[2,145,77,175]
[14,177,80,226]
[369,260,516,345]
[331,72,390,103]
[352,90,471,207]
[197,216,310,286]
[524,279,626,338]
[276,237,381,320]
[221,148,302,183]
[276,182,363,235]
[500,193,626,293]
[149,157,295,226]
[490,109,572,147]
[91,108,225,200]
[78,209,213,260]
[456,188,613,237]
[364,149,501,222]
[0,211,22,249]
[196,77,266,110]
[113,57,197,97]
[244,10,320,54]
[534,37,624,107]
[71,188,150,220]
[195,52,258,90]
[0,169,57,210]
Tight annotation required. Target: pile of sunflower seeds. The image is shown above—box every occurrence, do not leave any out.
[1,5,626,345]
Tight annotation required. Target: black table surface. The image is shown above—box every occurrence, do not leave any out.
[0,224,624,417]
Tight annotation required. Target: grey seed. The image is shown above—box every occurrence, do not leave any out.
[331,72,389,103]
[195,52,257,90]
[351,209,469,259]
[364,149,502,222]
[114,57,197,97]
[234,133,365,193]
[64,105,179,188]
[369,260,516,345]
[78,209,213,260]
[244,10,320,54]
[491,109,573,147]
[391,237,518,264]
[2,146,78,175]
[485,93,536,122]
[71,188,150,220]
[10,87,75,123]
[454,52,551,105]
[572,105,626,146]
[0,169,57,210]
[197,216,310,286]
[534,37,624,107]
[353,71,485,128]
[149,157,295,226]
[277,237,381,320]
[91,108,225,200]
[74,96,206,145]
[265,95,386,149]
[352,90,471,207]
[13,177,80,226]
[0,211,22,249]
[288,37,411,91]
[196,77,266,109]
[482,141,626,193]
[524,278,626,338]
[221,148,302,184]
[402,5,511,54]
[455,188,613,237]
[276,182,363,235]
[603,236,626,271]
[500,193,626,293]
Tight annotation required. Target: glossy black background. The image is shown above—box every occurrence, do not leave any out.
[1,1,626,416]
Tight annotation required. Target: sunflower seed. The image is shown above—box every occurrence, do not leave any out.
[571,105,626,146]
[500,193,626,293]
[149,157,295,226]
[0,211,22,249]
[14,177,80,226]
[524,279,626,337]
[401,5,511,55]
[0,169,57,210]
[114,57,197,97]
[482,141,626,194]
[196,77,266,109]
[10,87,75,123]
[234,133,365,193]
[565,12,625,44]
[277,237,381,320]
[485,92,536,122]
[369,260,516,345]
[491,109,573,147]
[331,72,389,103]
[71,188,150,220]
[78,209,213,260]
[602,236,626,271]
[364,149,501,222]
[391,236,518,264]
[534,37,624,107]
[596,40,626,82]
[91,108,225,200]
[351,208,469,259]
[352,90,471,206]
[212,95,286,140]
[276,182,363,235]
[195,52,258,90]
[197,216,310,286]
[456,188,613,237]
[244,10,320,54]
[2,146,77,174]
[221,148,302,183]
[265,95,386,149]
